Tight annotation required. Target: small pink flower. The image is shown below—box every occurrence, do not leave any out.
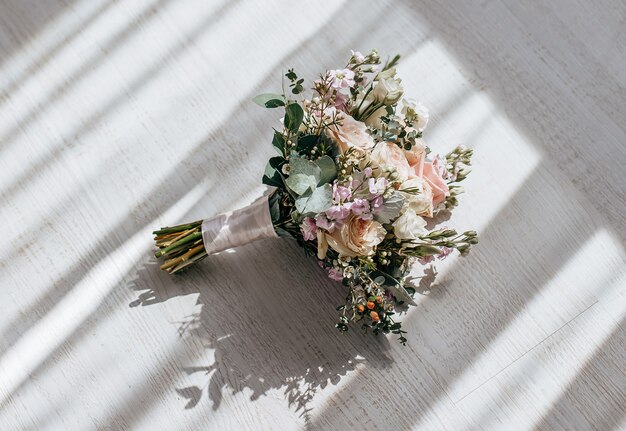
[327,267,344,281]
[328,69,356,90]
[333,184,352,202]
[351,198,370,218]
[300,217,317,241]
[315,214,336,232]
[334,91,349,113]
[368,177,388,196]
[363,167,373,178]
[326,204,352,221]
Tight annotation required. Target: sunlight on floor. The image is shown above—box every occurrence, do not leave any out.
[451,228,623,403]
[0,181,207,406]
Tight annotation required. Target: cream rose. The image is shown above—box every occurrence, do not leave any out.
[392,209,427,240]
[329,113,375,154]
[372,68,403,105]
[325,215,386,257]
[399,177,434,217]
[370,142,411,181]
[401,98,429,131]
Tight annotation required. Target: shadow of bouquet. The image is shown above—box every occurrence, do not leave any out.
[129,238,395,417]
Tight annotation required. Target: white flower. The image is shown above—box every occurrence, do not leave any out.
[399,177,434,217]
[392,209,427,240]
[373,68,403,105]
[401,99,429,131]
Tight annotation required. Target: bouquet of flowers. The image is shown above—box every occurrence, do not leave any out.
[153,50,476,343]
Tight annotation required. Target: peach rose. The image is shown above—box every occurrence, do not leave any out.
[370,142,411,181]
[423,161,450,206]
[329,113,375,154]
[404,138,427,173]
[325,215,386,257]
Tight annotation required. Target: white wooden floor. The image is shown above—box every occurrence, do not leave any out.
[0,0,624,430]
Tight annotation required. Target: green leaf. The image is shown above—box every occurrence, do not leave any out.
[296,135,318,153]
[373,270,416,306]
[295,184,333,215]
[265,99,285,108]
[289,156,321,182]
[284,103,304,132]
[374,191,404,224]
[314,155,337,185]
[285,173,317,196]
[386,283,416,306]
[271,131,285,155]
[252,93,285,108]
[269,193,281,223]
[262,156,284,188]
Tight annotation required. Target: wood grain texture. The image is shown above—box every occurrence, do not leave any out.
[0,0,624,430]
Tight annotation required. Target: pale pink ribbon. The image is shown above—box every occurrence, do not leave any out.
[201,194,277,255]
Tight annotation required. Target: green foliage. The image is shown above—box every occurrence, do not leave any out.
[285,173,317,196]
[285,68,304,94]
[262,156,284,187]
[314,155,337,185]
[295,184,333,215]
[289,156,320,179]
[252,93,285,108]
[284,103,304,132]
[271,131,285,155]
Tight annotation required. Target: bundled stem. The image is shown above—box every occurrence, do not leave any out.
[153,220,207,274]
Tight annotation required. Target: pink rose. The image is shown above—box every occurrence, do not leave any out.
[329,113,375,154]
[370,142,411,181]
[422,161,450,206]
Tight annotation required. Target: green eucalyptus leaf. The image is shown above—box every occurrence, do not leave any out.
[271,131,285,155]
[295,184,333,215]
[284,102,304,132]
[285,173,317,196]
[289,157,321,183]
[373,270,416,306]
[252,93,285,108]
[314,155,337,185]
[262,156,284,187]
[386,283,417,306]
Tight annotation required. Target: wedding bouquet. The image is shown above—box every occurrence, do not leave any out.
[153,50,476,343]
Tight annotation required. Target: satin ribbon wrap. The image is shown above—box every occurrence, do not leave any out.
[201,194,277,255]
